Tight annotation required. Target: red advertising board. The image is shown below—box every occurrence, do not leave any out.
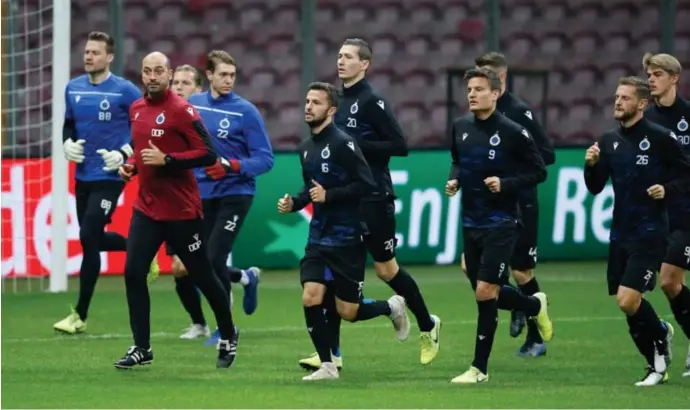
[1,158,173,277]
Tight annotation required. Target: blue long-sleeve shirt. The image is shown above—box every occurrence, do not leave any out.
[64,73,141,181]
[189,91,274,199]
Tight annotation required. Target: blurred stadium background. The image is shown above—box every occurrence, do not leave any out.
[1,0,687,292]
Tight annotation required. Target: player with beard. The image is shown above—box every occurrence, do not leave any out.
[642,53,690,377]
[584,76,690,386]
[114,51,239,369]
[54,31,159,335]
[279,82,409,381]
[299,38,440,372]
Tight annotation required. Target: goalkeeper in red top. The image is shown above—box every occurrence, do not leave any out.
[113,52,238,369]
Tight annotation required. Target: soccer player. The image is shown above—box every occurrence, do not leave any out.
[113,52,238,369]
[53,31,159,335]
[642,53,690,377]
[474,52,555,356]
[279,82,409,381]
[190,50,272,342]
[299,38,440,371]
[583,76,689,386]
[445,68,552,384]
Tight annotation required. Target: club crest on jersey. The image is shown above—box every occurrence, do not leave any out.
[219,117,230,129]
[639,137,650,151]
[321,145,331,159]
[678,117,688,132]
[156,113,165,124]
[99,98,110,111]
[350,101,358,114]
[489,132,501,146]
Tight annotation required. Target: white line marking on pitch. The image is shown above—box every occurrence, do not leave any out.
[2,315,632,344]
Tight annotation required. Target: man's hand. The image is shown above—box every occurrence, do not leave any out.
[585,142,600,166]
[205,157,239,180]
[484,176,501,193]
[141,140,166,166]
[119,164,136,182]
[277,193,294,213]
[445,179,459,197]
[309,180,326,203]
[647,184,665,200]
[96,149,124,172]
[63,139,85,163]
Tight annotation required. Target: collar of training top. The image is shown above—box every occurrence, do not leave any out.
[207,90,235,104]
[654,95,683,112]
[619,117,648,134]
[473,109,500,126]
[311,122,336,139]
[342,78,370,96]
[145,88,172,104]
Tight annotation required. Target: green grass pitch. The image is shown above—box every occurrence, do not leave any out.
[2,261,689,408]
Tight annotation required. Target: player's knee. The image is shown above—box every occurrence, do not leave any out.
[660,265,683,298]
[616,287,642,315]
[374,258,399,281]
[475,281,498,301]
[511,269,533,285]
[79,219,105,249]
[302,282,326,307]
[335,301,358,322]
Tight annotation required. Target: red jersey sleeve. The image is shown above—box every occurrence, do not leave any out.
[165,104,217,169]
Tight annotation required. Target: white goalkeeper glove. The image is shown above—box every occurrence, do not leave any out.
[97,143,133,172]
[63,139,85,163]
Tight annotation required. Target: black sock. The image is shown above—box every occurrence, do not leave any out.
[387,268,435,331]
[633,299,668,347]
[627,314,655,366]
[355,299,391,322]
[227,266,243,284]
[519,278,543,344]
[175,276,206,326]
[304,305,332,364]
[124,271,151,350]
[669,285,690,338]
[472,299,499,374]
[324,287,341,355]
[101,232,127,251]
[75,225,105,321]
[497,285,541,317]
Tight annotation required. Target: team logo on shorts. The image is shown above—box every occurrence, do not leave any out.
[321,145,331,159]
[156,113,166,124]
[489,133,501,146]
[639,137,650,151]
[678,117,688,132]
[99,98,110,111]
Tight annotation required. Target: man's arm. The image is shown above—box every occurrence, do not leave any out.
[511,108,555,165]
[584,137,610,195]
[62,87,76,142]
[291,169,312,212]
[165,104,217,169]
[500,129,547,192]
[232,105,274,177]
[325,139,377,203]
[661,132,690,194]
[359,97,408,157]
[448,122,460,182]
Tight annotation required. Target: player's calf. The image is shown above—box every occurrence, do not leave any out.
[660,263,690,340]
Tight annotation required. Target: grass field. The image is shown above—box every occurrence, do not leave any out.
[2,261,689,409]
